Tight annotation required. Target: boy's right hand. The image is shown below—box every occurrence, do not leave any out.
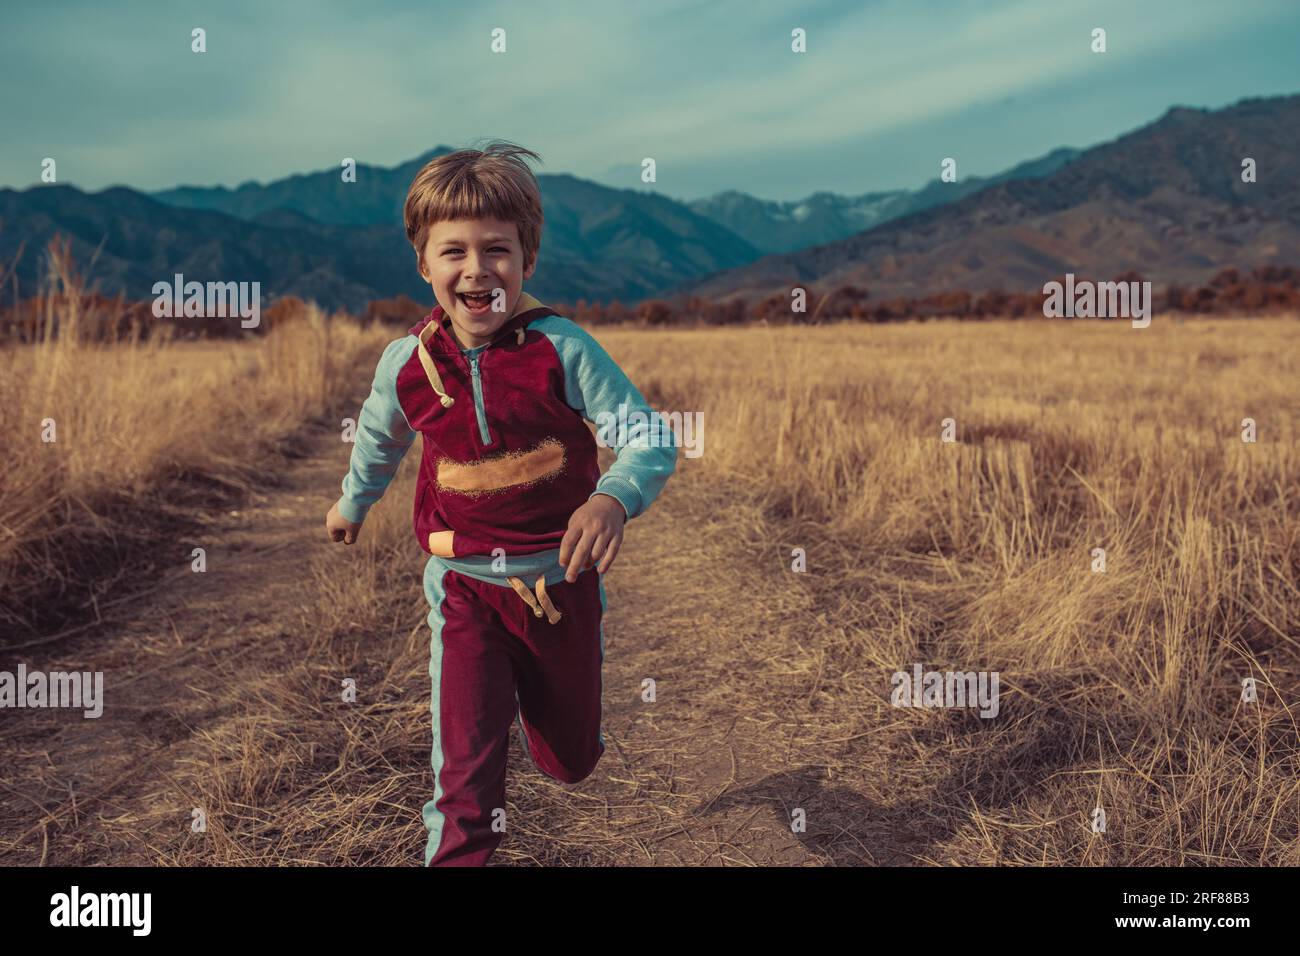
[325,501,363,545]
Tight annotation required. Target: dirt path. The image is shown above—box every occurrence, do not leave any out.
[1,414,895,866]
[0,427,358,864]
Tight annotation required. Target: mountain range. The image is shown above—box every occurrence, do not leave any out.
[685,147,1080,255]
[1,93,1296,311]
[667,94,1300,305]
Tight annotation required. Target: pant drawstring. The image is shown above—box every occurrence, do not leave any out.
[505,575,563,624]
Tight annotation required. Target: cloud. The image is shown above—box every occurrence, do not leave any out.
[0,0,1293,195]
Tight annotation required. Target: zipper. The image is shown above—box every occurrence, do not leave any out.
[441,314,531,446]
[468,351,492,445]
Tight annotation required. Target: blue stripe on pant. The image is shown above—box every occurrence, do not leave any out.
[422,557,451,867]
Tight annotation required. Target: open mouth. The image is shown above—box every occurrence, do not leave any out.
[458,290,497,314]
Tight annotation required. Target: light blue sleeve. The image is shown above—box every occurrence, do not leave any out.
[336,335,419,524]
[533,316,678,520]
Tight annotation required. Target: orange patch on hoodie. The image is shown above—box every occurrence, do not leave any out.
[435,437,566,497]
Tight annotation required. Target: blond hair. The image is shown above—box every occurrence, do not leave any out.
[404,140,544,272]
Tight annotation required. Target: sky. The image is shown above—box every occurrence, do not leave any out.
[3,0,1297,203]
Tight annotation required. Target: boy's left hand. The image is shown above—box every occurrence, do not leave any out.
[559,493,627,582]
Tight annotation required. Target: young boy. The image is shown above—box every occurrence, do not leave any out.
[324,142,678,866]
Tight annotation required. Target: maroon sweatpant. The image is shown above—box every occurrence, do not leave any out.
[422,556,606,866]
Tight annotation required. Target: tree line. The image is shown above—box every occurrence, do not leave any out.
[4,259,1298,345]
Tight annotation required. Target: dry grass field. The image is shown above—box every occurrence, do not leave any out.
[2,287,1297,865]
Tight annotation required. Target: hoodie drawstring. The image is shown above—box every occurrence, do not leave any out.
[506,574,562,624]
[416,338,456,408]
[416,320,529,410]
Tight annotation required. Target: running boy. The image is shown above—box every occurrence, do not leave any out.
[324,142,678,866]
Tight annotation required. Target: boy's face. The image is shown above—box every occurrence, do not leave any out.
[418,217,537,349]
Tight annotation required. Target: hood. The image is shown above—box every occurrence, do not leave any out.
[405,291,561,412]
[407,291,559,356]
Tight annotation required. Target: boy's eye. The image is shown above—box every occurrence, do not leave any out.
[442,246,508,255]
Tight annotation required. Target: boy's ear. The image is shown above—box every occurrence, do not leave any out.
[524,251,537,279]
